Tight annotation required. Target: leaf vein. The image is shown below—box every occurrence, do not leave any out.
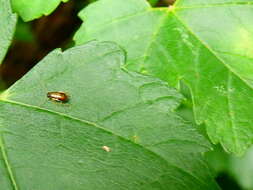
[172,12,253,93]
[226,72,239,151]
[0,136,19,190]
[1,99,209,187]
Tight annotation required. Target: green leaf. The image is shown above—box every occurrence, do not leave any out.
[74,0,253,155]
[148,0,159,6]
[206,145,253,190]
[0,0,17,64]
[227,145,253,190]
[14,18,34,42]
[205,145,230,177]
[11,0,69,21]
[0,41,218,189]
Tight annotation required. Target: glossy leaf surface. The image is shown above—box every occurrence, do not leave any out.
[74,0,253,155]
[0,41,218,189]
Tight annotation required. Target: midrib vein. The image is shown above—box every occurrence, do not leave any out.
[0,136,19,190]
[141,12,168,65]
[172,12,253,91]
[1,98,209,187]
[226,72,239,151]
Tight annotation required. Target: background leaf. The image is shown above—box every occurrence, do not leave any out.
[229,146,253,190]
[0,41,218,189]
[0,0,17,64]
[74,0,253,155]
[148,0,159,6]
[11,0,69,21]
[205,144,253,190]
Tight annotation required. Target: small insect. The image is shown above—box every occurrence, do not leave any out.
[102,145,111,152]
[47,91,69,103]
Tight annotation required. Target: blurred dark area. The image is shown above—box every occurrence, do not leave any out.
[0,0,89,88]
[158,0,176,6]
[216,173,242,190]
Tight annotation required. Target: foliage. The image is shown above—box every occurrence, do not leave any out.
[148,0,159,6]
[207,145,253,190]
[0,41,218,189]
[11,0,69,21]
[1,0,252,189]
[74,0,253,155]
[229,146,253,190]
[0,0,17,63]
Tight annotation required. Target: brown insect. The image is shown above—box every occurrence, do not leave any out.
[47,92,69,103]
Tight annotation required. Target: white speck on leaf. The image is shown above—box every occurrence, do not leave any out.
[102,146,111,152]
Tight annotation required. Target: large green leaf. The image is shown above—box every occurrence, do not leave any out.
[0,0,17,64]
[0,41,218,189]
[11,0,69,21]
[74,0,253,155]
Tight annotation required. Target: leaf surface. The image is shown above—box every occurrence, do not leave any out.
[0,0,17,64]
[0,41,218,189]
[74,0,253,155]
[148,0,159,6]
[11,0,69,21]
[229,145,253,190]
